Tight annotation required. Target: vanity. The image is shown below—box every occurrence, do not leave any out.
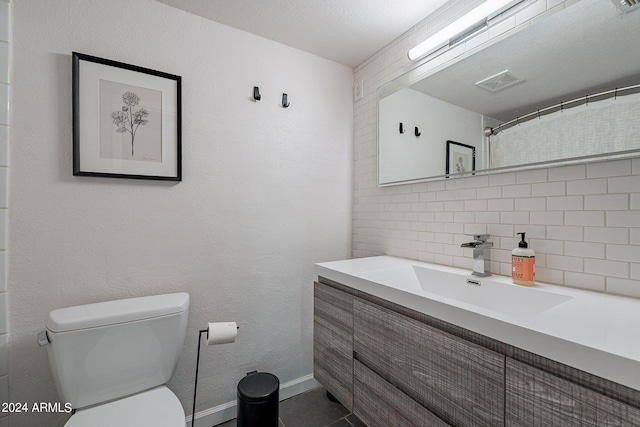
[314,256,640,426]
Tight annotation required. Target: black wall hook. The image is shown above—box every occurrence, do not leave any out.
[282,93,290,108]
[414,127,421,137]
[399,122,405,134]
[253,86,261,101]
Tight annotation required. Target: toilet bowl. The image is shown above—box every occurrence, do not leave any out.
[64,386,184,427]
[43,293,190,426]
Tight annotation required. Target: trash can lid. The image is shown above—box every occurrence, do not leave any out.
[237,372,279,402]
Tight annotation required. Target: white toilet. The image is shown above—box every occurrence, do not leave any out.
[43,292,190,427]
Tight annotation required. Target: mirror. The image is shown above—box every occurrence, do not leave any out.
[378,0,640,186]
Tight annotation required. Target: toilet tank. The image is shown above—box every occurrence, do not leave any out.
[45,293,189,410]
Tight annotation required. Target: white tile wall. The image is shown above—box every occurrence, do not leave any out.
[352,0,640,297]
[0,2,8,425]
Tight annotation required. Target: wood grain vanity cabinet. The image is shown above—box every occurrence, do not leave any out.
[353,299,504,426]
[314,279,640,426]
[313,281,354,410]
[506,358,640,426]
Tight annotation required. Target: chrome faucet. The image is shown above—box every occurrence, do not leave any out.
[461,234,493,277]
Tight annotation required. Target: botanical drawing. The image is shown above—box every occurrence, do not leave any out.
[111,91,149,156]
[99,80,162,163]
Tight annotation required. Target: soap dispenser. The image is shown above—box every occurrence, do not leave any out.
[512,232,535,286]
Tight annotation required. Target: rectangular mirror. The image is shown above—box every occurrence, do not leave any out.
[378,0,640,186]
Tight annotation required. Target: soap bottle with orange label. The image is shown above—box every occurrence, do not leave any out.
[512,232,535,286]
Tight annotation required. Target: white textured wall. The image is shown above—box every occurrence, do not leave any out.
[353,0,640,297]
[9,1,352,426]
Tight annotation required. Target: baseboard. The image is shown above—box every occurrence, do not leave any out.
[185,374,320,427]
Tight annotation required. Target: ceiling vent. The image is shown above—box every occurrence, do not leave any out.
[612,0,640,13]
[475,70,525,93]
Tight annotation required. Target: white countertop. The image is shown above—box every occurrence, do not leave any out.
[316,256,640,391]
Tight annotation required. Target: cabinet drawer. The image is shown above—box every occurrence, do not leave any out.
[354,299,504,427]
[506,358,640,426]
[314,282,354,410]
[354,359,450,427]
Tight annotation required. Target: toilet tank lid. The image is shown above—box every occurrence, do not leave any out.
[46,293,190,333]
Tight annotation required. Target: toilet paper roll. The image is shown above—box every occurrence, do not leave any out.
[206,322,237,345]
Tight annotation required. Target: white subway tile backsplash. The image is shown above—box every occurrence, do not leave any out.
[532,239,564,255]
[500,211,529,225]
[0,84,7,126]
[587,159,631,178]
[477,186,502,199]
[565,241,605,259]
[476,211,500,224]
[0,2,7,43]
[489,172,516,186]
[584,227,629,244]
[0,293,5,334]
[487,223,515,237]
[547,195,583,211]
[0,43,7,85]
[546,254,583,272]
[502,184,531,198]
[529,211,563,225]
[488,198,514,211]
[0,333,5,377]
[546,226,583,241]
[608,176,640,194]
[0,252,5,293]
[515,197,546,211]
[531,181,565,197]
[0,126,8,167]
[632,229,640,245]
[565,211,605,227]
[632,263,640,280]
[567,178,607,195]
[606,277,640,298]
[516,169,548,184]
[584,259,629,278]
[548,164,585,181]
[607,244,640,263]
[565,271,605,292]
[607,211,640,228]
[585,194,628,211]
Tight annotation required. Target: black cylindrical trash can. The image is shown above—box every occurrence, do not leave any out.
[237,371,279,427]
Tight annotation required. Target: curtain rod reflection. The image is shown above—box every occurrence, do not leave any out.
[484,83,640,136]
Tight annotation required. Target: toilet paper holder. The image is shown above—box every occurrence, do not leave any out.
[191,323,239,427]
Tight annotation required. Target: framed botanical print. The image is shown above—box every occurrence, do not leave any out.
[446,140,475,177]
[72,52,182,181]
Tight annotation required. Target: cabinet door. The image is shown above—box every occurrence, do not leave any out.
[506,358,640,426]
[314,281,353,410]
[354,299,504,427]
[354,359,450,427]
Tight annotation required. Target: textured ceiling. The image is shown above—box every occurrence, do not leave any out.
[153,0,449,68]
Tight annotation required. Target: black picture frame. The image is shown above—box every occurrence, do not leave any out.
[72,52,182,181]
[446,140,476,177]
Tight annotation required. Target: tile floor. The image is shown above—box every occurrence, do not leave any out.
[215,387,365,427]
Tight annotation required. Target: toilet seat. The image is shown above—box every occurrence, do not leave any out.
[64,386,185,427]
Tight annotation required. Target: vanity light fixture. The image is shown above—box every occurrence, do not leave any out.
[407,0,519,61]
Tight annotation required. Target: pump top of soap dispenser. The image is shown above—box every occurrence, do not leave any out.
[517,232,528,248]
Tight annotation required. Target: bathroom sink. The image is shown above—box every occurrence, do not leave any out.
[360,265,572,318]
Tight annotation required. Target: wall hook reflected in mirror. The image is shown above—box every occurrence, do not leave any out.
[253,86,261,101]
[399,122,405,134]
[415,127,421,137]
[282,93,290,108]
